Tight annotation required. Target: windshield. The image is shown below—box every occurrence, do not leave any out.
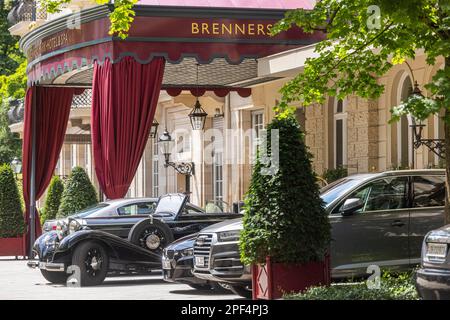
[154,194,185,216]
[74,203,110,218]
[320,178,363,207]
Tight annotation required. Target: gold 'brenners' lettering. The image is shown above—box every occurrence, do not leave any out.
[191,22,272,36]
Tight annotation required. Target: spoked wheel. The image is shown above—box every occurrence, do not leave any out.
[84,247,104,277]
[140,227,166,254]
[128,219,174,254]
[72,241,109,286]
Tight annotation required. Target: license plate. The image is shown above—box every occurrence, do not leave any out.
[195,256,205,267]
[162,260,172,270]
[427,243,448,258]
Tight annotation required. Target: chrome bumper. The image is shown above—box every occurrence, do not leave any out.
[27,260,65,272]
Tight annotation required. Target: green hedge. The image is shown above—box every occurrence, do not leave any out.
[41,176,64,223]
[284,272,418,300]
[322,167,348,183]
[58,167,98,218]
[0,164,25,238]
[240,115,331,264]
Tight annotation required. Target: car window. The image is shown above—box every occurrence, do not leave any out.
[117,202,155,216]
[412,175,445,208]
[320,178,364,207]
[333,177,408,214]
[75,203,110,218]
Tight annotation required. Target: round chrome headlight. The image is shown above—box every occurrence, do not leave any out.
[69,219,81,234]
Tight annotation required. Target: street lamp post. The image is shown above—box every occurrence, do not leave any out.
[158,129,194,193]
[408,82,445,160]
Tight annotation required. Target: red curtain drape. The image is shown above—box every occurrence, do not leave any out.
[23,86,78,242]
[91,57,165,199]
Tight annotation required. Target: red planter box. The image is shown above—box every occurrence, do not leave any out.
[252,255,331,300]
[0,236,26,257]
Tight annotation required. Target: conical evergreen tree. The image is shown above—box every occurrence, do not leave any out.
[58,167,98,218]
[0,164,25,237]
[240,114,331,264]
[41,176,64,223]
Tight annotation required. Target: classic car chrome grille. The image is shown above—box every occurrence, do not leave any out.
[193,233,213,268]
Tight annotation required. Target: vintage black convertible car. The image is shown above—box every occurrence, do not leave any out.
[28,193,241,286]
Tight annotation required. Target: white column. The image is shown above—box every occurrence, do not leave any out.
[191,129,204,206]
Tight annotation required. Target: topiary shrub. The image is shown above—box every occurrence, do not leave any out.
[41,176,64,223]
[58,167,98,218]
[239,114,331,265]
[0,164,25,238]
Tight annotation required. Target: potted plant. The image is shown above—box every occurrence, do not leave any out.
[239,112,331,299]
[0,164,26,257]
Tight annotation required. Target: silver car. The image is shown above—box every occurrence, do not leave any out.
[42,197,158,233]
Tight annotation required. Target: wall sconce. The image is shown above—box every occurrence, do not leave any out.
[214,107,224,118]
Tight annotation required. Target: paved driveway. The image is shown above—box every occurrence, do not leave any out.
[0,258,240,300]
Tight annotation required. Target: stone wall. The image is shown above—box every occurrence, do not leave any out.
[346,96,379,174]
[304,103,326,175]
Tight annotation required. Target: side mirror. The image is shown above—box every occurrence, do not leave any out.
[340,198,364,216]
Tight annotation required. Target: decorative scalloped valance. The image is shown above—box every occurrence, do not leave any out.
[23,6,324,87]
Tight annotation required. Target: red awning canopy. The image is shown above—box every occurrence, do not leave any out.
[21,3,322,92]
[136,0,315,9]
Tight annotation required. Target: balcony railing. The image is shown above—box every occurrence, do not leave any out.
[7,0,47,25]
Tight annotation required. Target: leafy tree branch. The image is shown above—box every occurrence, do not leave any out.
[40,0,137,39]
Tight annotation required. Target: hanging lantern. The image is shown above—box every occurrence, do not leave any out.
[411,81,425,98]
[149,119,159,139]
[10,157,22,174]
[158,129,174,157]
[189,99,208,130]
[188,64,208,130]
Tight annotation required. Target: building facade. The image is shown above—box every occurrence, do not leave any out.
[7,1,446,210]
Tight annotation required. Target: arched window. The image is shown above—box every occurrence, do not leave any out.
[397,74,413,168]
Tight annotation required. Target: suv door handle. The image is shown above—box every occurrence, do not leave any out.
[391,220,406,227]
